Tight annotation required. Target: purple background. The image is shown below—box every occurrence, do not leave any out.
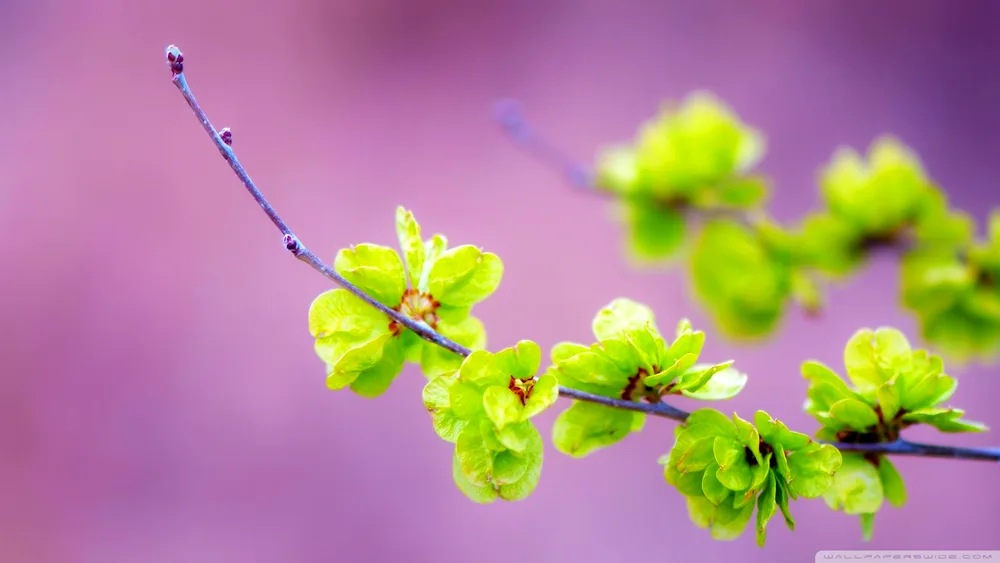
[1,0,999,561]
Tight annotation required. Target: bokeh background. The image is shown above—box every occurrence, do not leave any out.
[2,0,999,561]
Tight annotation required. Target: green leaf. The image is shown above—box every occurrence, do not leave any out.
[774,477,796,530]
[732,414,763,466]
[458,350,507,388]
[755,472,777,547]
[552,402,638,457]
[686,495,716,529]
[709,500,756,541]
[523,372,559,419]
[829,399,880,430]
[395,207,425,285]
[455,425,494,487]
[496,420,535,453]
[702,462,730,505]
[714,437,752,491]
[348,338,406,398]
[452,450,498,504]
[492,450,529,485]
[309,289,392,367]
[326,334,397,391]
[714,176,769,209]
[674,468,708,497]
[482,385,523,430]
[842,329,885,398]
[643,353,699,387]
[498,425,544,501]
[423,375,467,443]
[551,344,632,389]
[875,385,900,425]
[901,408,987,433]
[494,340,542,380]
[676,437,718,473]
[860,513,876,542]
[822,453,884,514]
[877,457,906,508]
[334,244,406,307]
[449,380,486,420]
[689,219,790,338]
[418,234,448,292]
[680,364,747,400]
[753,411,812,450]
[595,145,641,195]
[787,443,842,498]
[427,245,504,307]
[592,298,658,342]
[619,201,686,262]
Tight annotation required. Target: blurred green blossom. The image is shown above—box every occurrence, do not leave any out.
[689,218,810,338]
[549,298,745,457]
[594,92,770,263]
[308,207,502,397]
[423,341,559,503]
[661,408,842,546]
[802,327,986,539]
[901,209,1000,361]
[796,137,973,276]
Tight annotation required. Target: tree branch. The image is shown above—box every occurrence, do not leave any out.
[166,45,1000,464]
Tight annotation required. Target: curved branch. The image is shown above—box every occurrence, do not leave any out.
[165,45,1000,465]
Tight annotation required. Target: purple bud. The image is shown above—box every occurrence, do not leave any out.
[220,128,233,146]
[283,234,301,254]
[165,45,184,75]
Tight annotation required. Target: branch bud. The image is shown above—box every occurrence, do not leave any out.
[165,45,184,75]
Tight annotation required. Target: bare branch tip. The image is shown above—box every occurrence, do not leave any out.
[220,127,233,146]
[165,45,184,75]
[493,98,528,137]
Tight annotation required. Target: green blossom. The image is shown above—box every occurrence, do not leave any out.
[797,137,973,276]
[661,408,842,546]
[423,341,558,503]
[901,209,1000,361]
[550,298,745,457]
[593,92,769,263]
[802,327,985,538]
[308,207,502,396]
[690,218,797,337]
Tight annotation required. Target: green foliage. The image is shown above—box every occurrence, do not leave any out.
[549,298,745,457]
[423,341,558,503]
[802,327,986,538]
[594,92,769,263]
[661,408,842,546]
[589,91,998,363]
[901,208,1000,361]
[689,218,798,338]
[308,207,502,396]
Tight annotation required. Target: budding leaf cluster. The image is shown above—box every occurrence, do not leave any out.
[549,298,746,457]
[307,208,503,396]
[802,327,986,539]
[423,341,559,503]
[661,409,842,546]
[901,209,1000,362]
[594,92,769,263]
[587,91,998,362]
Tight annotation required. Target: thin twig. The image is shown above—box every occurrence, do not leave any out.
[167,46,1000,464]
[165,45,667,417]
[828,439,1000,462]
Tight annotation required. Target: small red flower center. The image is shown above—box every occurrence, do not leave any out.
[389,288,441,336]
[508,376,536,406]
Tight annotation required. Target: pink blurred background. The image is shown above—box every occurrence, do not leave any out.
[2,0,999,561]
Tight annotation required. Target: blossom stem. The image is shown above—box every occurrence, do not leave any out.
[167,46,1000,464]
